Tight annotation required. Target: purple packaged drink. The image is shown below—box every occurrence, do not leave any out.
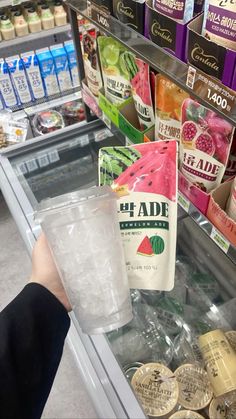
[202,0,236,51]
[153,0,194,23]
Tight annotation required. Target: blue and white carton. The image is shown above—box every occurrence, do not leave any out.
[0,59,18,108]
[6,55,32,105]
[21,51,45,100]
[50,44,73,92]
[64,40,80,88]
[36,48,60,97]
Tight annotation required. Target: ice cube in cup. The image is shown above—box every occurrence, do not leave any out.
[34,186,133,334]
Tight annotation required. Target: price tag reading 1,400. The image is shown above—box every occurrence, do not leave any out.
[210,227,230,254]
[207,89,228,110]
[91,4,110,30]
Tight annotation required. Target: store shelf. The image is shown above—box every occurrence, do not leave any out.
[24,88,81,115]
[178,190,236,264]
[67,0,236,127]
[0,23,71,50]
[11,86,80,113]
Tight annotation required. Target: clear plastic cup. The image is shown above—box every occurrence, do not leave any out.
[34,186,133,334]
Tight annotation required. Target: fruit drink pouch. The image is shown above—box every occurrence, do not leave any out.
[122,54,155,130]
[180,98,234,192]
[226,176,236,222]
[98,36,132,105]
[153,0,194,23]
[99,141,178,290]
[155,74,189,142]
[81,26,103,98]
[224,132,236,180]
[202,0,236,51]
[150,70,156,109]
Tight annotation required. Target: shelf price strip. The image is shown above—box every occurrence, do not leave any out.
[210,226,230,254]
[186,66,236,117]
[89,2,111,30]
[178,191,190,213]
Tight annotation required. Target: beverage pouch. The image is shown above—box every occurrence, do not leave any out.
[226,176,236,222]
[81,26,103,98]
[180,98,234,191]
[98,36,132,105]
[153,0,194,23]
[99,141,178,290]
[123,53,155,130]
[155,74,189,142]
[202,0,236,51]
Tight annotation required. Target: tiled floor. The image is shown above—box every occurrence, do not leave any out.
[0,194,97,419]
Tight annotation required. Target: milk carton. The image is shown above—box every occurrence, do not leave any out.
[0,59,18,108]
[50,44,73,92]
[64,40,80,88]
[6,55,32,105]
[36,48,60,97]
[21,51,45,100]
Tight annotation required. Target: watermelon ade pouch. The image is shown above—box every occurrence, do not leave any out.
[122,53,155,130]
[155,74,189,142]
[98,36,132,105]
[180,98,234,192]
[99,141,178,291]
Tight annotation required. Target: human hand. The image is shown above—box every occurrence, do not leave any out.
[29,232,72,312]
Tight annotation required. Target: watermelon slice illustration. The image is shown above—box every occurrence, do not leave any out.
[113,143,176,201]
[137,236,154,257]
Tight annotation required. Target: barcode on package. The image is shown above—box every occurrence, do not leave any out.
[186,66,196,90]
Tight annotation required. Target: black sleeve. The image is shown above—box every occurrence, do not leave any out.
[0,283,70,419]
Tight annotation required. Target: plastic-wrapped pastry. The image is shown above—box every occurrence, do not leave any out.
[60,101,85,125]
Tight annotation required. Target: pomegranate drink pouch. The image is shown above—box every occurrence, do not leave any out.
[224,132,236,180]
[155,74,189,142]
[123,53,155,130]
[180,98,234,192]
[99,141,178,290]
[203,0,236,51]
[98,36,132,105]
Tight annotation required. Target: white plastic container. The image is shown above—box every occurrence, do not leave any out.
[35,186,133,334]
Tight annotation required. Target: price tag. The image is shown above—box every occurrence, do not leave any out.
[102,112,111,129]
[48,150,60,163]
[37,154,49,168]
[178,191,190,213]
[18,162,28,175]
[91,2,111,31]
[79,134,89,146]
[26,159,38,173]
[186,65,236,116]
[210,226,230,254]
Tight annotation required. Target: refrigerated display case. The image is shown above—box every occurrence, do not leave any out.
[1,117,236,418]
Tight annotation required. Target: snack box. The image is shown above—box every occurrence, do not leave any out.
[207,179,236,246]
[145,0,192,62]
[178,169,210,215]
[187,14,236,88]
[99,88,154,143]
[231,66,236,92]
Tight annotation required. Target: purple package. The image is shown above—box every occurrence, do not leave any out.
[232,67,236,92]
[153,0,194,23]
[145,2,188,61]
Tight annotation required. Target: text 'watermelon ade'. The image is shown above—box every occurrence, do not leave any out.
[99,141,178,291]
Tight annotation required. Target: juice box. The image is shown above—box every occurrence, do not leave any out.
[21,51,45,100]
[50,44,73,92]
[36,48,60,97]
[0,59,18,108]
[64,40,80,88]
[6,55,32,105]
